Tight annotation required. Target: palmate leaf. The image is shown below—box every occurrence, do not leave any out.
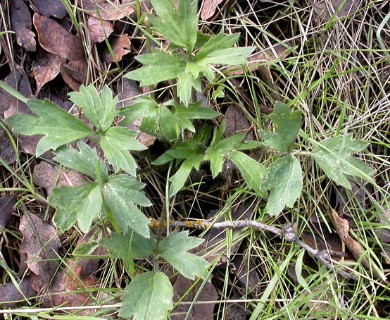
[100,127,147,176]
[69,85,117,132]
[312,134,375,189]
[50,182,102,233]
[149,0,198,52]
[6,99,92,156]
[259,102,302,153]
[229,150,267,196]
[125,50,186,87]
[54,141,108,180]
[158,230,209,280]
[262,155,303,216]
[120,271,173,320]
[103,175,152,238]
[100,230,156,261]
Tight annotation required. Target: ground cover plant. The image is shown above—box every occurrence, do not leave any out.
[0,0,389,319]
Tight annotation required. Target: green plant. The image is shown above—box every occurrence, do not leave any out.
[0,0,378,319]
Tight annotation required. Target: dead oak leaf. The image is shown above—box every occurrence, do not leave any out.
[33,161,87,196]
[311,0,360,21]
[33,49,62,94]
[200,0,224,21]
[43,260,97,311]
[87,17,114,43]
[19,211,61,292]
[82,0,135,21]
[103,34,131,63]
[332,209,386,281]
[10,0,36,52]
[30,0,68,19]
[33,13,85,61]
[172,275,217,320]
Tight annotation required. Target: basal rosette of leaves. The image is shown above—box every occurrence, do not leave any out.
[0,0,376,319]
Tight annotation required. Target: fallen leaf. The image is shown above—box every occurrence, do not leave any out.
[87,17,114,43]
[200,0,224,21]
[103,34,131,63]
[0,278,36,308]
[61,59,88,84]
[33,161,87,196]
[1,70,33,118]
[30,0,68,18]
[42,260,97,311]
[33,13,85,61]
[10,0,36,52]
[233,254,262,296]
[172,275,217,320]
[0,194,16,227]
[33,49,62,94]
[0,125,16,164]
[19,211,61,292]
[311,0,360,21]
[60,63,83,91]
[224,105,253,140]
[1,71,41,155]
[332,209,386,281]
[82,0,135,21]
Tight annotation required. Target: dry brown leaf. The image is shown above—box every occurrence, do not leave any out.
[224,105,253,140]
[233,254,261,296]
[311,0,360,21]
[19,211,61,292]
[0,71,41,155]
[33,49,62,94]
[82,0,135,21]
[33,162,87,196]
[10,0,36,52]
[103,34,131,63]
[87,17,114,43]
[200,0,224,21]
[42,261,97,310]
[0,278,36,308]
[33,13,85,61]
[0,194,16,228]
[62,59,88,84]
[172,275,217,320]
[30,0,68,18]
[331,209,387,281]
[0,126,16,165]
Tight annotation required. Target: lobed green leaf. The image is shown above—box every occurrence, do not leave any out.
[54,141,108,180]
[259,102,302,153]
[103,175,152,237]
[312,134,374,189]
[120,271,173,320]
[263,155,303,216]
[6,99,92,156]
[69,85,117,132]
[158,230,209,279]
[50,182,102,233]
